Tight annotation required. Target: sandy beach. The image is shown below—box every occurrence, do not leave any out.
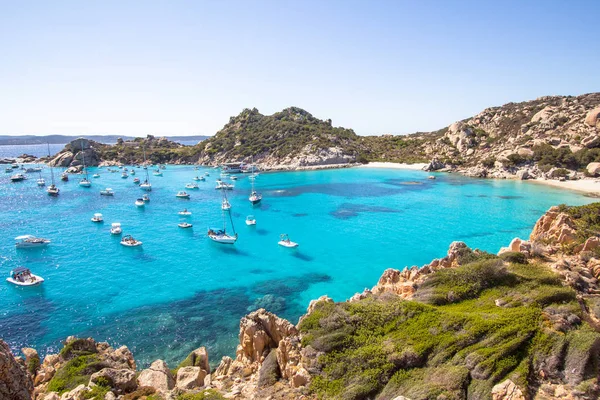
[359,162,429,170]
[528,178,600,196]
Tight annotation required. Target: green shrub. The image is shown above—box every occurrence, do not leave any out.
[499,252,528,264]
[482,157,496,169]
[122,386,157,400]
[176,389,226,400]
[47,355,105,394]
[551,168,569,178]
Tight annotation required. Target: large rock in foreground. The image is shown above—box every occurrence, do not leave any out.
[0,339,33,400]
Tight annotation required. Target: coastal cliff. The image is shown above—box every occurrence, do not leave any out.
[4,203,600,399]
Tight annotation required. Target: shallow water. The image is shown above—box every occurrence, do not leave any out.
[0,165,593,367]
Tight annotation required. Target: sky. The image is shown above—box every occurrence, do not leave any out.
[0,0,599,137]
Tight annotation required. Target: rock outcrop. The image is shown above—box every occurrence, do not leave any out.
[0,339,33,400]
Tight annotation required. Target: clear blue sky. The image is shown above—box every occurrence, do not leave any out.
[0,0,598,136]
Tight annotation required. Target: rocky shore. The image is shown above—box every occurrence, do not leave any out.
[3,203,600,399]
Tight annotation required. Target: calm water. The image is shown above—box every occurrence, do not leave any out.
[0,165,594,368]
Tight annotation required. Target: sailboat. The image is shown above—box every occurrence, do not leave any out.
[139,145,152,191]
[79,139,91,187]
[36,166,45,186]
[248,159,262,205]
[46,144,59,196]
[208,191,238,244]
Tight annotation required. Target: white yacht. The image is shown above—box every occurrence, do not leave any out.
[245,215,256,226]
[215,180,234,190]
[91,213,103,222]
[6,268,44,286]
[15,235,51,248]
[185,183,199,190]
[100,188,114,196]
[135,198,145,207]
[178,222,193,229]
[93,173,100,178]
[178,209,192,216]
[110,222,122,235]
[176,191,190,199]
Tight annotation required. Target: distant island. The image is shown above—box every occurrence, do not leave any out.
[0,134,209,146]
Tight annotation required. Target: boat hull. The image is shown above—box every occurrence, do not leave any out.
[6,275,44,286]
[208,235,237,244]
[278,241,299,248]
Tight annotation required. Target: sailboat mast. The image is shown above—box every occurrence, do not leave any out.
[80,139,88,179]
[47,143,55,185]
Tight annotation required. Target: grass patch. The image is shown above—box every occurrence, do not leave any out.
[47,355,106,394]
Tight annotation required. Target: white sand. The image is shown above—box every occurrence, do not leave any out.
[359,162,428,170]
[529,178,600,195]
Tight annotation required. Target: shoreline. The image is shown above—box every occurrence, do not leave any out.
[358,161,429,170]
[527,177,600,196]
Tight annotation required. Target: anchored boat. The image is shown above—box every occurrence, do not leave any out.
[6,267,44,286]
[15,235,51,249]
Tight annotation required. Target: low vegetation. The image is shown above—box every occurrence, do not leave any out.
[299,256,598,399]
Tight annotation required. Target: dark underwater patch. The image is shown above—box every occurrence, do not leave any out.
[497,195,524,200]
[266,182,403,198]
[330,203,402,220]
[291,252,314,262]
[292,213,308,217]
[251,272,331,297]
[249,268,275,275]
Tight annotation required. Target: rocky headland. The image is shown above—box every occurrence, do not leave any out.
[3,202,600,399]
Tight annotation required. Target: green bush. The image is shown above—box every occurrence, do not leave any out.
[47,355,105,394]
[482,157,496,169]
[499,252,528,264]
[176,389,226,400]
[551,168,569,178]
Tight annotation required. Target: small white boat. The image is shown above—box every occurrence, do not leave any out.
[185,183,199,190]
[204,172,210,176]
[215,181,234,190]
[178,209,192,216]
[93,174,100,178]
[246,215,256,226]
[207,229,237,244]
[153,170,163,176]
[47,184,60,196]
[140,181,152,191]
[121,235,142,247]
[15,235,51,248]
[428,175,436,180]
[121,172,128,179]
[91,213,103,222]
[100,188,114,196]
[194,166,199,170]
[110,222,122,235]
[79,178,91,187]
[133,178,140,184]
[4,167,12,173]
[249,191,262,205]
[221,199,231,210]
[176,191,190,199]
[230,176,238,181]
[192,176,201,181]
[61,173,69,181]
[6,267,44,286]
[160,165,166,170]
[278,234,298,248]
[135,198,145,207]
[142,194,150,202]
[130,170,135,175]
[37,178,45,186]
[178,222,193,229]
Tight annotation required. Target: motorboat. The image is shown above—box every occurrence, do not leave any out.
[130,170,135,175]
[160,165,166,170]
[194,166,199,170]
[178,222,193,229]
[198,176,206,181]
[215,181,234,190]
[221,198,231,210]
[135,198,145,207]
[207,228,237,244]
[178,209,192,216]
[192,176,201,181]
[15,235,51,248]
[110,222,122,235]
[230,176,238,181]
[25,167,41,173]
[93,174,100,178]
[79,178,91,187]
[37,178,46,186]
[176,191,190,199]
[10,173,26,182]
[133,177,140,184]
[204,172,210,176]
[153,170,163,176]
[142,194,150,202]
[47,184,60,196]
[61,173,69,181]
[11,164,18,168]
[100,188,114,196]
[246,215,256,226]
[428,175,436,180]
[5,167,12,173]
[121,171,128,179]
[91,213,103,222]
[278,234,298,248]
[185,183,199,190]
[6,267,44,286]
[121,235,142,247]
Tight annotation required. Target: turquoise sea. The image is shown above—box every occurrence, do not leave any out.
[0,164,594,367]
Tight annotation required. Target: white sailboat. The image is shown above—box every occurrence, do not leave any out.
[249,167,262,205]
[46,144,60,196]
[208,191,238,244]
[140,145,152,191]
[36,166,45,186]
[79,139,91,187]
